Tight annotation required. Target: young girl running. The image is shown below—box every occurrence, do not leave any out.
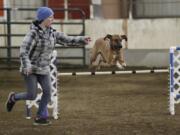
[6,7,91,125]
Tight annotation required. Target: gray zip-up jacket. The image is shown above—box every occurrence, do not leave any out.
[20,21,87,75]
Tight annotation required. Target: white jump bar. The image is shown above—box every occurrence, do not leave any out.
[58,69,168,76]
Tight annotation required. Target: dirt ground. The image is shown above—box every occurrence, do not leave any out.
[0,70,180,135]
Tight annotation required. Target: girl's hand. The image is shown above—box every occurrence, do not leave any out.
[84,37,91,45]
[23,68,32,76]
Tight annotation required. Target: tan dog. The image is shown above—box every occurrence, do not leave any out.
[90,34,127,70]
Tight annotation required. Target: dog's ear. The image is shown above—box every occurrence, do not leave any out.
[120,35,127,41]
[104,34,112,40]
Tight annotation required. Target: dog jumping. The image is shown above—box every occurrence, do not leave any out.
[90,34,127,70]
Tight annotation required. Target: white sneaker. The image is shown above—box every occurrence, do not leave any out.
[116,62,123,69]
[121,62,127,67]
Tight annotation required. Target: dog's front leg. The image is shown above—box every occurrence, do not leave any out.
[118,49,126,67]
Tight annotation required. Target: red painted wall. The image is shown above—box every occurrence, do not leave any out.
[68,0,90,19]
[0,0,4,16]
[48,0,64,19]
[48,0,90,19]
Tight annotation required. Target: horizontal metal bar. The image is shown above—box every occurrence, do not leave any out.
[1,57,82,60]
[0,22,83,25]
[0,46,85,49]
[0,34,82,37]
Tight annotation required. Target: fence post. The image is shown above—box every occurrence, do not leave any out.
[6,8,12,69]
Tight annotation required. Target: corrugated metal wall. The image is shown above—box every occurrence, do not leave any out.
[133,0,180,18]
[4,0,180,20]
[3,0,129,20]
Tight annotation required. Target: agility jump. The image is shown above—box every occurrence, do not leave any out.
[25,49,168,119]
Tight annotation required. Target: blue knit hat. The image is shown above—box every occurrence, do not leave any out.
[36,7,54,21]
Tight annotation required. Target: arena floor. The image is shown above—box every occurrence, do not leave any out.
[0,70,180,135]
